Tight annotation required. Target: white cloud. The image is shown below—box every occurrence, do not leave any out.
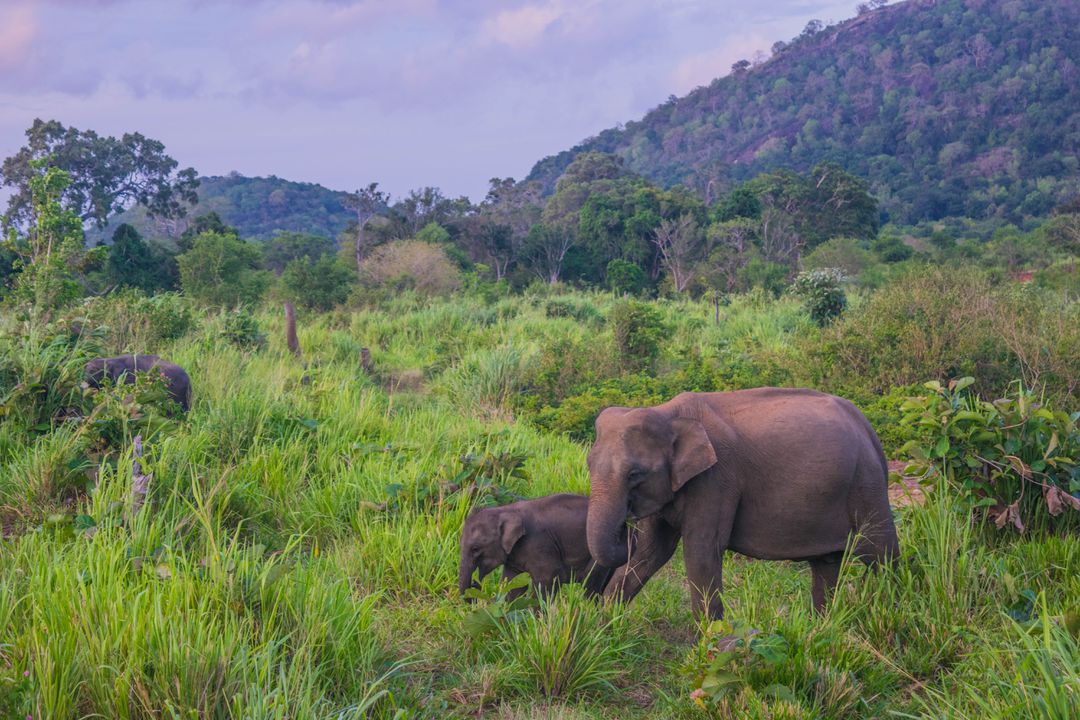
[480,1,567,48]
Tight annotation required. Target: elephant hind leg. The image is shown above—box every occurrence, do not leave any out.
[809,554,843,613]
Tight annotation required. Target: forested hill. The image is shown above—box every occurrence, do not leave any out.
[89,173,353,244]
[527,0,1080,224]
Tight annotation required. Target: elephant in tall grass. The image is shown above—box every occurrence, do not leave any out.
[459,494,623,601]
[587,389,899,618]
[85,354,192,412]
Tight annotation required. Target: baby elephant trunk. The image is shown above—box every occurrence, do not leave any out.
[459,549,480,602]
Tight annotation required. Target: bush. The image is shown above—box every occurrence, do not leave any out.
[80,291,193,349]
[608,299,667,373]
[606,259,647,296]
[281,254,355,311]
[177,231,269,307]
[790,269,847,326]
[361,240,461,297]
[542,297,601,324]
[802,237,875,278]
[219,308,267,351]
[899,378,1080,535]
[805,266,1014,397]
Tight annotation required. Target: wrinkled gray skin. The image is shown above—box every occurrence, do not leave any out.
[85,354,192,412]
[588,389,899,619]
[459,494,624,602]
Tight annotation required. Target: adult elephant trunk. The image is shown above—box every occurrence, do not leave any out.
[587,483,630,568]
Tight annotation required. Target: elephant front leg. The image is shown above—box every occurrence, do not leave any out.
[603,516,680,604]
[684,535,725,620]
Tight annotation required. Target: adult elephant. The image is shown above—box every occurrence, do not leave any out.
[85,354,192,412]
[586,389,898,619]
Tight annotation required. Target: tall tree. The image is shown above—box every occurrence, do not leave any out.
[343,183,388,270]
[1,119,198,230]
[653,214,702,293]
[521,223,574,284]
[104,224,178,293]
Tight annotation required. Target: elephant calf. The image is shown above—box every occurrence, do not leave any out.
[459,494,624,601]
[85,354,192,412]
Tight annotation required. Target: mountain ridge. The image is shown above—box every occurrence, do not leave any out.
[526,0,1080,223]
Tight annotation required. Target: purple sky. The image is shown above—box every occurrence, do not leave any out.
[1,0,865,202]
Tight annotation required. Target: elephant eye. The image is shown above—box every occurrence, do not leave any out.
[627,470,646,487]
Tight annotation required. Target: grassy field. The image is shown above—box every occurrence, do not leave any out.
[0,289,1077,718]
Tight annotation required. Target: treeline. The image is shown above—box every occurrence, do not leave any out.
[2,119,1077,320]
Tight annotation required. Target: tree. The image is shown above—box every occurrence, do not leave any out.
[178,211,237,252]
[361,240,461,296]
[262,232,335,274]
[606,259,647,296]
[704,218,758,292]
[476,177,542,279]
[343,183,388,269]
[522,223,575,284]
[281,254,355,310]
[1,119,198,230]
[653,214,702,293]
[104,224,178,293]
[177,231,268,306]
[1,160,96,314]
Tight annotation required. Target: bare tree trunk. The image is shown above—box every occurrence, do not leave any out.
[285,302,301,357]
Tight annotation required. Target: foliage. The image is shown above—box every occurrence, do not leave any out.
[688,620,794,708]
[177,230,269,307]
[802,236,876,277]
[790,269,847,326]
[605,258,647,296]
[281,254,355,311]
[218,308,267,351]
[261,231,336,274]
[361,240,461,296]
[527,0,1080,224]
[899,378,1080,535]
[102,224,178,293]
[1,118,198,230]
[2,161,100,316]
[608,299,667,373]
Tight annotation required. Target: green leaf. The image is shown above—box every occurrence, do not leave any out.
[933,436,950,458]
[750,634,790,664]
[951,376,975,392]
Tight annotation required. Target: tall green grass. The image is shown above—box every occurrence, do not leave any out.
[0,289,1076,718]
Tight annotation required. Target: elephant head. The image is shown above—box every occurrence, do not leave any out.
[84,358,109,386]
[586,406,717,568]
[458,506,526,599]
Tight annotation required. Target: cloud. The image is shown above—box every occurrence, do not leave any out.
[0,3,37,72]
[670,33,770,94]
[480,2,567,48]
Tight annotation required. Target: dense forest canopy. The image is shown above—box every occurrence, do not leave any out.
[527,0,1080,225]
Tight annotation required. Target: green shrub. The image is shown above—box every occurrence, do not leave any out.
[790,269,847,326]
[805,266,1014,396]
[542,297,601,324]
[219,308,267,351]
[899,378,1080,535]
[281,254,355,311]
[606,259,648,296]
[608,299,667,373]
[802,237,875,277]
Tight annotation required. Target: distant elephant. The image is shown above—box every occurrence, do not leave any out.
[459,494,624,601]
[85,354,192,412]
[587,389,899,619]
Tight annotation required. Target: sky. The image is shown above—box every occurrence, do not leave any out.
[0,0,863,202]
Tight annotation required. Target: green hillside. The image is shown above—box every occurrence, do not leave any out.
[89,173,353,244]
[527,0,1080,224]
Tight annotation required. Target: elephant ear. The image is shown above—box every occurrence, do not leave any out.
[499,512,526,555]
[670,417,718,492]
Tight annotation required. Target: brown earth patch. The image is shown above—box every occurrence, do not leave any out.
[887,460,927,507]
